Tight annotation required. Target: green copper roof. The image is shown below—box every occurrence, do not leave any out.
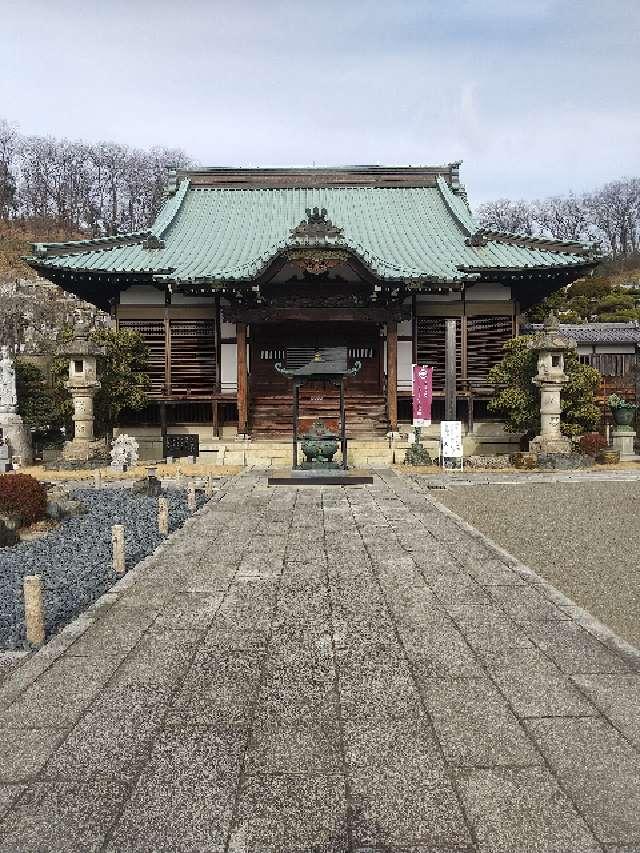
[29,176,595,285]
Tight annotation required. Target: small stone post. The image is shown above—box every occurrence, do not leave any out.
[187,482,196,511]
[112,524,125,575]
[94,469,102,489]
[23,575,45,646]
[528,313,575,455]
[175,468,182,487]
[158,498,169,535]
[205,474,214,497]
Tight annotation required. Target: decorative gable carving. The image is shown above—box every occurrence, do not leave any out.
[290,207,344,242]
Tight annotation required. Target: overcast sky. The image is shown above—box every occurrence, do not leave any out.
[1,0,639,203]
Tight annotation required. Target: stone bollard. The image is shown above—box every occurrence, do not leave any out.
[158,497,169,535]
[187,482,196,512]
[94,469,102,489]
[112,525,125,575]
[175,468,182,487]
[23,575,45,646]
[205,474,214,498]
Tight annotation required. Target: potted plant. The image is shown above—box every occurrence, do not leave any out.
[607,394,638,427]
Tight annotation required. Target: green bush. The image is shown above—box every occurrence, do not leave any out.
[0,473,48,526]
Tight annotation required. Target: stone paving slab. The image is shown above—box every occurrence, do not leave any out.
[0,471,638,851]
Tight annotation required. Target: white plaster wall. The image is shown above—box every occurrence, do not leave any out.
[398,340,413,390]
[171,293,216,306]
[465,282,512,301]
[119,285,164,305]
[397,319,413,336]
[220,319,236,339]
[415,292,462,303]
[594,344,636,354]
[220,343,237,392]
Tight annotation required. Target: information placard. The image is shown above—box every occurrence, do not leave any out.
[440,420,463,469]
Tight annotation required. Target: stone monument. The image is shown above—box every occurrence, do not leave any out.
[0,345,32,466]
[59,324,106,463]
[528,313,575,455]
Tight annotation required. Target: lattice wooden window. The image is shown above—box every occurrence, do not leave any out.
[170,319,217,397]
[118,319,166,396]
[466,315,513,387]
[582,352,636,377]
[415,318,461,391]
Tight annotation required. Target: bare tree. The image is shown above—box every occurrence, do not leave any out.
[0,120,19,219]
[0,117,192,237]
[475,199,536,235]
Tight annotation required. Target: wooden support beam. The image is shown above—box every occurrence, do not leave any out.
[445,318,457,421]
[387,320,398,431]
[236,322,248,434]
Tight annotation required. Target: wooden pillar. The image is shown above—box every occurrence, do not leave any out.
[445,318,457,421]
[387,320,398,431]
[292,381,299,469]
[236,322,248,435]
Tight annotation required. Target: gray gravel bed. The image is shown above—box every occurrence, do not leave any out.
[0,488,208,650]
[433,481,640,648]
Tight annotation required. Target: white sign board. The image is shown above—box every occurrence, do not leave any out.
[440,420,463,469]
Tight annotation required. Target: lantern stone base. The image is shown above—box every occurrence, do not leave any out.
[528,434,573,455]
[0,413,32,466]
[62,437,107,464]
[611,428,637,460]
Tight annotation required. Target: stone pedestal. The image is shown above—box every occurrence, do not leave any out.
[0,345,33,466]
[611,428,636,460]
[0,414,32,467]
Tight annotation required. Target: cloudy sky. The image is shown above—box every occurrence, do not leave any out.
[1,0,639,203]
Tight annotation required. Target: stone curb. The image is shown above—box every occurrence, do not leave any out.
[426,490,640,674]
[0,482,228,707]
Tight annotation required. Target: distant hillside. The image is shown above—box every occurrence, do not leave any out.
[0,222,108,353]
[0,220,86,280]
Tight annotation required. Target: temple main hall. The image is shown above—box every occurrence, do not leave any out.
[28,164,596,461]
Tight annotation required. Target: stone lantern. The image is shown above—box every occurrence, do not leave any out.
[60,323,106,463]
[528,313,576,455]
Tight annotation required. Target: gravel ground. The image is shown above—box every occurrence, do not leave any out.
[433,481,640,648]
[0,488,208,650]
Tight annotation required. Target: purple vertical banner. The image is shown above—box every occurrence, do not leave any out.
[412,364,433,426]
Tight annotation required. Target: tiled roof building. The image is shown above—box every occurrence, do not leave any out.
[27,165,598,455]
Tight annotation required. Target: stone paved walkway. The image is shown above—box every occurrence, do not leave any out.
[0,472,639,852]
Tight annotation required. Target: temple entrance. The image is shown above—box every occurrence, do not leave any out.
[249,322,387,438]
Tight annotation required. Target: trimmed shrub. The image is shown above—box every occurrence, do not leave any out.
[578,432,608,457]
[0,473,48,527]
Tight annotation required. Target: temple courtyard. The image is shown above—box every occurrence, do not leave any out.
[0,471,639,851]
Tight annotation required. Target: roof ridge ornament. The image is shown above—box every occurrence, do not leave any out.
[290,207,345,243]
[143,234,165,250]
